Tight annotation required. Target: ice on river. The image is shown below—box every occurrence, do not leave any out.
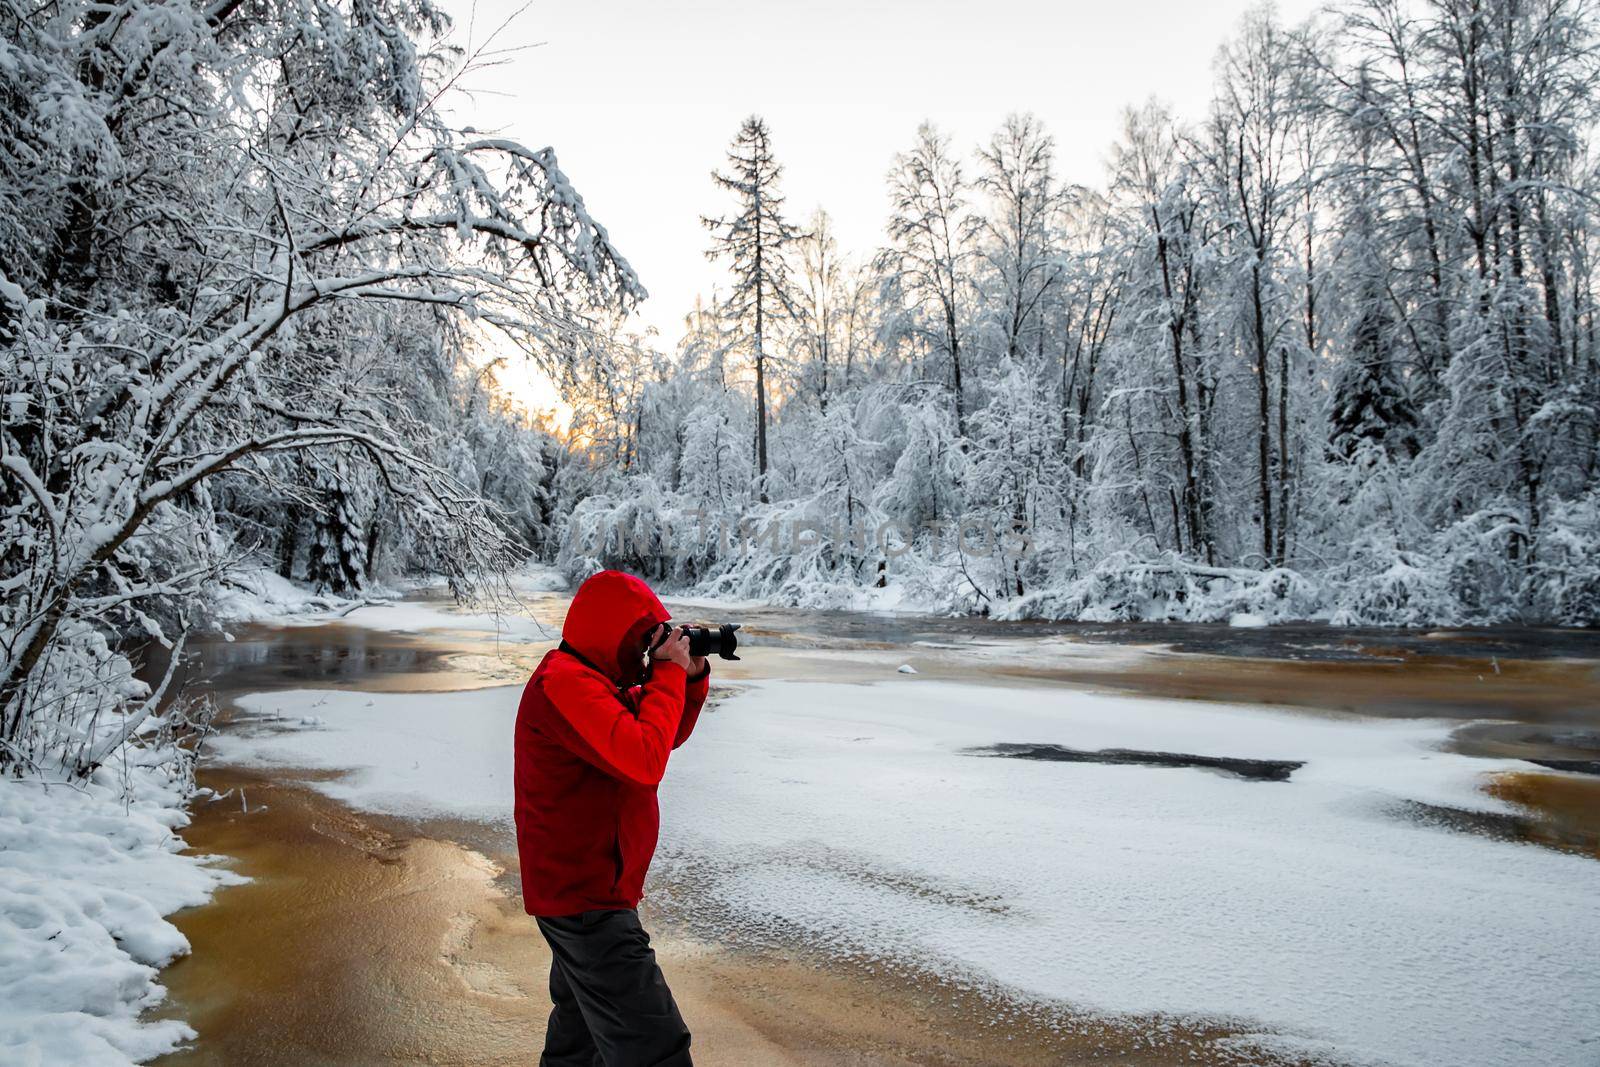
[215,678,1600,1067]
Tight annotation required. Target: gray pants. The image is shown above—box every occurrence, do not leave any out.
[534,909,693,1067]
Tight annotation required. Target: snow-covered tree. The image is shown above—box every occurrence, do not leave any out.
[702,116,805,498]
[797,209,846,413]
[878,123,978,438]
[974,113,1070,366]
[0,0,641,777]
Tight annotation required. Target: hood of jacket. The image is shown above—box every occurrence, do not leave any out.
[560,570,671,687]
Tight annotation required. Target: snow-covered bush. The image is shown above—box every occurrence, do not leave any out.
[1328,538,1460,627]
[1001,550,1319,624]
[1530,493,1600,626]
[1430,507,1531,625]
[559,477,696,584]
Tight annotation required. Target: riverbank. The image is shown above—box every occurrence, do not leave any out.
[0,758,243,1064]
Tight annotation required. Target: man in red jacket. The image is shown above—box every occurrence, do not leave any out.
[514,570,710,1067]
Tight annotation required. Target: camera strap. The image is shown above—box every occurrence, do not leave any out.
[557,640,635,708]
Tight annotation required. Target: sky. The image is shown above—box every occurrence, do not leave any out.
[437,0,1326,410]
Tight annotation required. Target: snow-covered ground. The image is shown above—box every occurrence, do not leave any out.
[0,768,243,1066]
[213,675,1600,1067]
[207,565,566,641]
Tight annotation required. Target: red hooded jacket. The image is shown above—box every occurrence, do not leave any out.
[514,570,710,916]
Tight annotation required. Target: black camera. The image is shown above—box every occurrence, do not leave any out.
[683,623,741,661]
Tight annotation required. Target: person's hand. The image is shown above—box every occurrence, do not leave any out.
[649,624,693,672]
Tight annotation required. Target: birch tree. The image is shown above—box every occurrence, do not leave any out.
[878,123,978,437]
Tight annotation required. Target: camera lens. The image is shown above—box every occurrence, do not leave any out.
[685,623,741,661]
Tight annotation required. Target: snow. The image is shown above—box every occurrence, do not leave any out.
[212,691,517,826]
[0,771,244,1066]
[206,565,561,643]
[662,580,930,616]
[1229,611,1268,627]
[205,567,360,625]
[207,676,1600,1067]
[959,633,1158,667]
[392,564,570,600]
[328,600,553,642]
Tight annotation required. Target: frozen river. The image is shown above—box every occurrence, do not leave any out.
[169,585,1600,1067]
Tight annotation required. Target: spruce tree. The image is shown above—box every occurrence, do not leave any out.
[703,116,804,500]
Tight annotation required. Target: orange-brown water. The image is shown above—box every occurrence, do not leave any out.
[1485,772,1600,859]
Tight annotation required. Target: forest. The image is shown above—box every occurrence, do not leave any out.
[575,2,1600,630]
[4,0,1600,778]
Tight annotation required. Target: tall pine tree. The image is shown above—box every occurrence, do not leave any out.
[703,116,804,501]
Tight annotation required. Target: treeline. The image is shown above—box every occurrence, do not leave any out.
[555,0,1600,627]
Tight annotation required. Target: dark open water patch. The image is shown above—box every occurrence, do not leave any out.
[1389,797,1549,850]
[1526,758,1600,777]
[962,743,1303,782]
